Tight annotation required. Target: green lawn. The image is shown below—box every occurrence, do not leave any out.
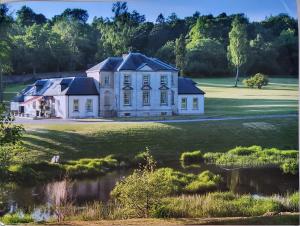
[22,117,298,163]
[194,77,298,116]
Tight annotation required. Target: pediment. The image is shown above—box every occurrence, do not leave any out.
[137,63,153,71]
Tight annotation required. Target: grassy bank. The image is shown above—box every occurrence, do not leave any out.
[22,117,298,163]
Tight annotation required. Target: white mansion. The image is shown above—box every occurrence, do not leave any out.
[11,53,205,118]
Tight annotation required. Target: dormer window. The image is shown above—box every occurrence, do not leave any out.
[160,75,168,86]
[143,75,150,85]
[124,74,131,85]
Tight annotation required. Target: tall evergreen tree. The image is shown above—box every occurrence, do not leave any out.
[227,17,248,87]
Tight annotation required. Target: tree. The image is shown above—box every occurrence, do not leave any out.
[0,104,25,174]
[16,6,47,26]
[111,151,172,218]
[156,41,175,64]
[175,34,186,73]
[227,17,248,87]
[156,13,165,24]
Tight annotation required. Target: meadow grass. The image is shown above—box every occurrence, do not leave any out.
[180,150,203,164]
[153,192,299,218]
[21,117,298,163]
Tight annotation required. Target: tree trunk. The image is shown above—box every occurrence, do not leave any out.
[234,66,239,87]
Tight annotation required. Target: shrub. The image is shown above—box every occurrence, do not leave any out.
[243,73,269,89]
[280,159,299,175]
[228,146,261,156]
[0,213,33,224]
[185,170,222,193]
[180,150,203,164]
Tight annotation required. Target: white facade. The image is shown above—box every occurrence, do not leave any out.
[68,95,99,118]
[177,95,205,115]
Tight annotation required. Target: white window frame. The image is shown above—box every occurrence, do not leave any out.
[181,98,187,110]
[123,90,131,106]
[160,75,168,86]
[143,74,150,85]
[160,90,168,105]
[104,75,110,86]
[85,99,93,112]
[124,74,131,85]
[193,97,198,110]
[143,90,150,106]
[73,99,79,112]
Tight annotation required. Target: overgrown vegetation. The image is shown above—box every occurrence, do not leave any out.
[153,192,299,218]
[0,213,33,224]
[243,73,269,88]
[202,145,299,174]
[180,150,203,164]
[111,151,222,217]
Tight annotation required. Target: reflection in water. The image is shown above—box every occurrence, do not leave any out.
[0,164,298,217]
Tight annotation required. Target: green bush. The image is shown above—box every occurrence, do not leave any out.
[185,170,222,193]
[243,73,269,89]
[0,213,33,224]
[180,150,203,164]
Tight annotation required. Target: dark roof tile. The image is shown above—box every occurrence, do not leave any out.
[178,77,205,95]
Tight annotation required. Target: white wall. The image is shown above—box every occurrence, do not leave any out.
[177,95,204,115]
[10,102,19,111]
[115,70,178,117]
[54,96,68,119]
[22,95,40,117]
[68,95,99,118]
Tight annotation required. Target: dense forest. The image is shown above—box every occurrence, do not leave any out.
[0,2,298,77]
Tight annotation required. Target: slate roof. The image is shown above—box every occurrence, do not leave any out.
[12,77,99,102]
[86,52,178,72]
[178,77,205,95]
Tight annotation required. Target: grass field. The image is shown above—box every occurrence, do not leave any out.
[22,117,298,163]
[194,77,298,116]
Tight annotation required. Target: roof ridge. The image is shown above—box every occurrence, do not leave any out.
[117,52,132,71]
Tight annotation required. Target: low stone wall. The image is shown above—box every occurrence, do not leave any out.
[3,71,86,84]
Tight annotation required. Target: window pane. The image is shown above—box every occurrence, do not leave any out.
[73,99,79,112]
[124,75,131,85]
[124,90,131,105]
[193,98,198,109]
[143,91,150,105]
[160,75,168,86]
[104,75,109,85]
[86,99,93,112]
[181,98,187,109]
[160,90,168,105]
[143,75,149,85]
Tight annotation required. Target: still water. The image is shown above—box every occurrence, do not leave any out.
[0,163,298,217]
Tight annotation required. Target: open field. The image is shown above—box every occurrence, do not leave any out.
[22,117,298,163]
[194,77,298,116]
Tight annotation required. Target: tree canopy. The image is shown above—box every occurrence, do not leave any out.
[0,3,297,77]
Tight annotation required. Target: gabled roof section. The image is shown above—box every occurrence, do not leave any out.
[66,77,99,95]
[86,52,179,72]
[178,77,205,95]
[86,57,123,72]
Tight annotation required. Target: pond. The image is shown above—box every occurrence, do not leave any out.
[0,162,298,220]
